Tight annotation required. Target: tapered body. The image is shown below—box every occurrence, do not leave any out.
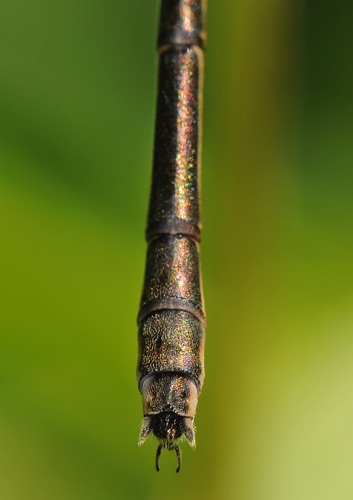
[137,0,206,472]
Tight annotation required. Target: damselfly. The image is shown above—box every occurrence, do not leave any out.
[137,0,206,473]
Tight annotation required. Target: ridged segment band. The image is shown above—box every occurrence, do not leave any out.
[158,0,206,48]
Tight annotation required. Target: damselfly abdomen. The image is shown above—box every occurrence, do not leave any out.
[137,0,206,473]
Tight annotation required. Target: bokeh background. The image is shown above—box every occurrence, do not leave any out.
[1,1,352,499]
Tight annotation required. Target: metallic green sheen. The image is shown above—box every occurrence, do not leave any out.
[137,0,206,469]
[147,46,201,238]
[139,234,204,318]
[137,310,205,385]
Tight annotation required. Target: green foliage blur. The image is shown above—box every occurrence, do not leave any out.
[1,1,352,499]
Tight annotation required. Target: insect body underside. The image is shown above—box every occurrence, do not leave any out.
[137,0,206,473]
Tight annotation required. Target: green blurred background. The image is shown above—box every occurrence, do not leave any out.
[1,1,352,499]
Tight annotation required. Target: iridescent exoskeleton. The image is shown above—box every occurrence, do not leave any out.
[137,0,206,473]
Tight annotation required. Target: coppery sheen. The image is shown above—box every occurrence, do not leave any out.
[137,0,206,473]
